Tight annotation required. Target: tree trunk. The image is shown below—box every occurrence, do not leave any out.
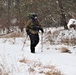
[57,0,68,29]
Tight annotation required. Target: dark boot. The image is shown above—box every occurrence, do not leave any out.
[31,46,35,53]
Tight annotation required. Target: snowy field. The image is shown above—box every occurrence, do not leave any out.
[0,27,76,75]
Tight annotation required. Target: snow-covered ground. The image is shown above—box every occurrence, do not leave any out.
[0,27,76,75]
[67,18,76,29]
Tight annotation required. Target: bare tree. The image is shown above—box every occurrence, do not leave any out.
[57,0,68,29]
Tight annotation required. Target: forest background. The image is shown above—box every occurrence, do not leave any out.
[0,0,76,32]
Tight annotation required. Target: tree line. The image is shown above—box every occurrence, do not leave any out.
[0,0,76,32]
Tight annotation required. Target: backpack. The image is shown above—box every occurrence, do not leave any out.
[26,13,42,34]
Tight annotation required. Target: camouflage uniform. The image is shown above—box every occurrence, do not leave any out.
[25,13,44,53]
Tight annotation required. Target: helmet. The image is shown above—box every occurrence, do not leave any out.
[27,13,38,19]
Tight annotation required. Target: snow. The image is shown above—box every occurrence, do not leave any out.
[0,27,76,75]
[67,19,76,29]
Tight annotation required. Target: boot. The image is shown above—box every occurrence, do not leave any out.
[31,46,35,53]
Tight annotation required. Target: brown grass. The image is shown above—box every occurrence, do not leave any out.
[61,38,76,45]
[0,68,9,75]
[19,58,63,75]
[0,32,24,38]
[3,72,8,75]
[59,47,71,53]
[28,67,35,73]
[52,29,64,36]
[19,58,31,63]
[42,65,55,70]
[47,29,76,45]
[45,70,63,75]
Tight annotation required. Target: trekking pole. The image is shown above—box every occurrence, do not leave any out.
[21,35,28,51]
[41,33,43,52]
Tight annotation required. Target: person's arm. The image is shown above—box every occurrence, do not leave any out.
[32,21,44,33]
[36,21,44,33]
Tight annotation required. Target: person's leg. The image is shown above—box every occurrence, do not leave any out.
[31,40,35,53]
[29,34,39,53]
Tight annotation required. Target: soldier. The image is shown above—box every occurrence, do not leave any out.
[25,13,44,53]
